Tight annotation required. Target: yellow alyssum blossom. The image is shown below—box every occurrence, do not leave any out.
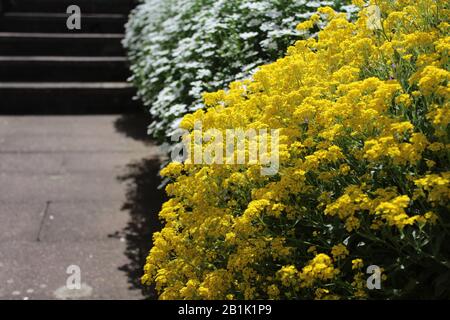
[415,173,450,204]
[331,244,350,260]
[375,195,418,229]
[352,0,366,8]
[267,284,280,299]
[277,265,300,287]
[300,254,339,288]
[352,259,364,270]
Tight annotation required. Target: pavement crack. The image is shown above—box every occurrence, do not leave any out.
[36,201,52,242]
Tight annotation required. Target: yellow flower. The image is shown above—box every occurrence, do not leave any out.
[267,284,280,299]
[395,94,412,107]
[331,244,349,260]
[352,0,365,8]
[307,246,318,255]
[315,288,340,300]
[375,195,415,229]
[352,259,364,270]
[300,254,339,288]
[277,265,299,287]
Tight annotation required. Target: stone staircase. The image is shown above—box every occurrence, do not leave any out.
[0,0,137,114]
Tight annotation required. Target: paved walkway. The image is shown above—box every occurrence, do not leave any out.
[0,115,163,299]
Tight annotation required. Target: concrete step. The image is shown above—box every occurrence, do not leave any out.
[0,82,138,114]
[0,56,130,81]
[0,12,127,33]
[3,0,136,14]
[0,32,124,56]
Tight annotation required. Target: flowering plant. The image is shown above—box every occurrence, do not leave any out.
[142,0,450,300]
[124,0,356,141]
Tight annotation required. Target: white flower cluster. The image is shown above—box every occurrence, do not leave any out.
[124,0,356,141]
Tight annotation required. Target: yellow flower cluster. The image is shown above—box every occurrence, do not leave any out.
[299,254,340,288]
[331,244,350,260]
[414,173,450,205]
[143,0,450,299]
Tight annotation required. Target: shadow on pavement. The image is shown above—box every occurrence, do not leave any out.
[114,156,166,299]
[112,113,166,299]
[113,113,153,144]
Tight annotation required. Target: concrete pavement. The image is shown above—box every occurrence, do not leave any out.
[0,115,164,299]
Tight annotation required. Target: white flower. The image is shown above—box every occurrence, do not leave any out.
[239,32,258,40]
